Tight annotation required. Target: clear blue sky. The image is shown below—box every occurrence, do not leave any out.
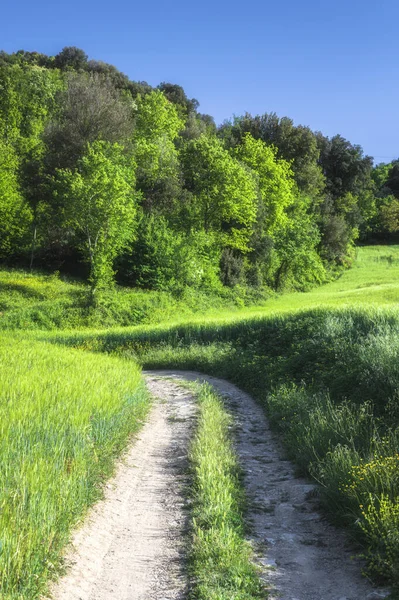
[1,0,398,162]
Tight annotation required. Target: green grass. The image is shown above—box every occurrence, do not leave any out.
[190,383,265,599]
[2,245,399,596]
[246,244,399,314]
[3,245,399,333]
[0,334,148,600]
[0,268,268,331]
[59,304,399,589]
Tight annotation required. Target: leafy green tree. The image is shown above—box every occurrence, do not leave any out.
[54,47,88,71]
[0,141,32,258]
[54,141,137,294]
[180,135,258,251]
[317,134,374,201]
[233,133,296,235]
[372,162,393,193]
[272,196,326,289]
[134,90,185,212]
[378,196,399,234]
[219,112,325,199]
[386,161,399,199]
[120,214,221,292]
[157,82,199,116]
[0,64,63,264]
[44,72,134,171]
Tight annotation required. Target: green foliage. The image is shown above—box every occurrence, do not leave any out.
[0,140,32,258]
[0,268,263,331]
[233,133,295,234]
[219,112,325,198]
[133,90,184,212]
[271,196,326,289]
[386,161,399,199]
[54,141,137,292]
[121,214,221,292]
[180,135,258,251]
[0,63,63,153]
[0,46,392,295]
[190,383,264,599]
[44,72,134,171]
[374,195,399,235]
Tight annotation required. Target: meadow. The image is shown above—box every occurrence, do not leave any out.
[0,335,148,599]
[1,245,399,597]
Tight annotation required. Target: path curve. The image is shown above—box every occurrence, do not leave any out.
[149,370,388,600]
[47,376,195,600]
[48,370,388,600]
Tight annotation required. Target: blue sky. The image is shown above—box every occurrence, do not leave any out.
[1,0,398,162]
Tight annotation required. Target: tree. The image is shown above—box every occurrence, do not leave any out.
[54,141,137,295]
[134,90,185,212]
[317,134,374,201]
[386,161,399,199]
[120,214,220,292]
[219,112,325,199]
[44,72,135,170]
[180,135,257,251]
[54,47,88,71]
[372,162,393,193]
[157,82,199,115]
[272,197,326,290]
[0,63,63,264]
[0,140,32,258]
[233,133,296,235]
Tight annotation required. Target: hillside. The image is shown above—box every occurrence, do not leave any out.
[1,245,399,333]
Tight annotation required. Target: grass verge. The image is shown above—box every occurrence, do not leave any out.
[189,383,265,599]
[62,306,399,590]
[0,334,149,600]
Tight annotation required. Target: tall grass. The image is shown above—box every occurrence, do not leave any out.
[0,268,269,331]
[63,306,399,588]
[3,245,399,594]
[190,384,264,599]
[3,245,399,332]
[0,334,148,599]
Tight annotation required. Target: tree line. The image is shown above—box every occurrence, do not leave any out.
[0,46,398,299]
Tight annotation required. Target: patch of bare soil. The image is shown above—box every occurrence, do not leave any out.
[149,370,389,600]
[48,377,195,600]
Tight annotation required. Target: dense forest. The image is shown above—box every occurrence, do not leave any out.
[1,46,398,300]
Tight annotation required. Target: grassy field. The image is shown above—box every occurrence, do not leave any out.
[0,335,148,599]
[1,245,399,597]
[0,268,266,331]
[42,247,399,590]
[2,246,399,333]
[92,308,398,589]
[257,244,399,312]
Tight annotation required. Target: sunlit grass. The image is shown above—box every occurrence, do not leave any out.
[0,334,148,599]
[190,383,264,599]
[2,245,399,596]
[3,246,399,334]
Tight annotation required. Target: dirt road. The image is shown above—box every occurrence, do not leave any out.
[49,371,388,600]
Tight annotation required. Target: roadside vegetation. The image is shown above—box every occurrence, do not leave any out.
[56,298,399,590]
[189,383,264,599]
[0,335,148,599]
[0,268,267,331]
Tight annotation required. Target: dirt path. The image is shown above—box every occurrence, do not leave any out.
[149,371,388,600]
[49,370,388,600]
[48,377,195,600]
